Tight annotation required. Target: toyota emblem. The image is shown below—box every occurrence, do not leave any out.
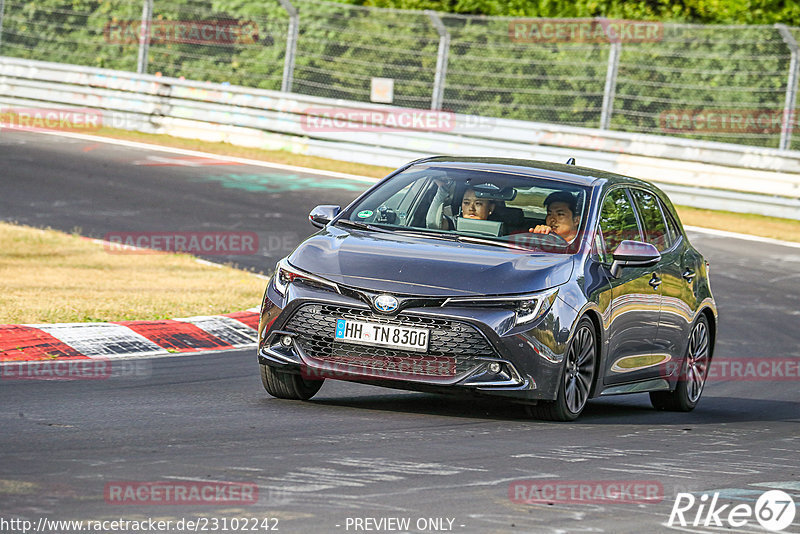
[374,294,399,313]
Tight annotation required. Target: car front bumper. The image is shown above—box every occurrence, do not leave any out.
[257,281,576,402]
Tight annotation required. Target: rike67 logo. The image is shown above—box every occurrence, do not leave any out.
[668,490,796,531]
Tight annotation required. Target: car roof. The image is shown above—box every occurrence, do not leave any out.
[414,156,651,188]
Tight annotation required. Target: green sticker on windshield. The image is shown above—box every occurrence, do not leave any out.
[357,210,373,218]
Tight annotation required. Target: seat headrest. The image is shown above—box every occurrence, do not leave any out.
[489,206,525,226]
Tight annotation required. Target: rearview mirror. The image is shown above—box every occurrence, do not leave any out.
[609,240,661,278]
[309,205,340,228]
[471,183,517,202]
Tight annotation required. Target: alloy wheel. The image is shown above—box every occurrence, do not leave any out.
[685,321,709,403]
[564,324,596,414]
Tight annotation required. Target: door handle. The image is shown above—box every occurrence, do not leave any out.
[682,268,695,282]
[649,274,661,290]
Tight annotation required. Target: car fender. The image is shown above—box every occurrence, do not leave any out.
[566,301,607,398]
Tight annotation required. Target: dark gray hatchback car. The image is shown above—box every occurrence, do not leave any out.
[257,157,717,420]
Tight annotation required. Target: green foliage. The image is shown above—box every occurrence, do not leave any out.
[345,0,800,24]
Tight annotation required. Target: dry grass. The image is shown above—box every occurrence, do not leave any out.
[0,222,265,324]
[675,205,800,243]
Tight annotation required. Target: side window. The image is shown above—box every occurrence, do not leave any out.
[660,200,682,245]
[390,179,428,227]
[383,181,415,211]
[597,188,641,263]
[630,189,671,252]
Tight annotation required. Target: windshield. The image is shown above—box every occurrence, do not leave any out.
[339,164,591,254]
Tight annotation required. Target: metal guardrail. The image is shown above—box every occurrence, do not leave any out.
[1,56,799,219]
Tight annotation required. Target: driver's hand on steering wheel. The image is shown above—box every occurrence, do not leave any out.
[530,225,554,234]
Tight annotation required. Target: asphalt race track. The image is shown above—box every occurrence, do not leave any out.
[1,131,799,533]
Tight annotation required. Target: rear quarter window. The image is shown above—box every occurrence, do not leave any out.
[630,188,672,252]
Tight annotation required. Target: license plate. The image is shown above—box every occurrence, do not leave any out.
[334,319,429,352]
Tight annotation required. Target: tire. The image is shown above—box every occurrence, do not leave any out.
[260,364,323,400]
[525,317,597,421]
[650,315,710,412]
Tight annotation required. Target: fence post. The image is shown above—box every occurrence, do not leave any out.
[776,24,798,151]
[426,10,450,111]
[136,0,153,74]
[600,38,621,130]
[0,0,6,53]
[278,0,299,93]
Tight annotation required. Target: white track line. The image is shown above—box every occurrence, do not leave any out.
[32,130,380,183]
[684,226,800,249]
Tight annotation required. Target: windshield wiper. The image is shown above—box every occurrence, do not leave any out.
[336,222,540,249]
[392,228,461,241]
[334,219,394,233]
[391,228,523,247]
[456,235,517,249]
[456,234,560,251]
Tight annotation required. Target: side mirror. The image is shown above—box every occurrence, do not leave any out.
[308,205,340,228]
[609,240,661,278]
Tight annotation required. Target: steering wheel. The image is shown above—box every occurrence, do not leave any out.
[511,230,568,249]
[542,231,568,245]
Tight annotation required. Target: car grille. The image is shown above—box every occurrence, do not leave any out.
[283,303,496,378]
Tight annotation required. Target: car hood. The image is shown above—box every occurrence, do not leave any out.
[288,227,575,297]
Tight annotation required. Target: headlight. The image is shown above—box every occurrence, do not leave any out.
[444,288,559,326]
[273,258,295,296]
[273,258,339,297]
[508,288,559,326]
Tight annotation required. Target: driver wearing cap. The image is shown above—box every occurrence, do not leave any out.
[530,191,580,242]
